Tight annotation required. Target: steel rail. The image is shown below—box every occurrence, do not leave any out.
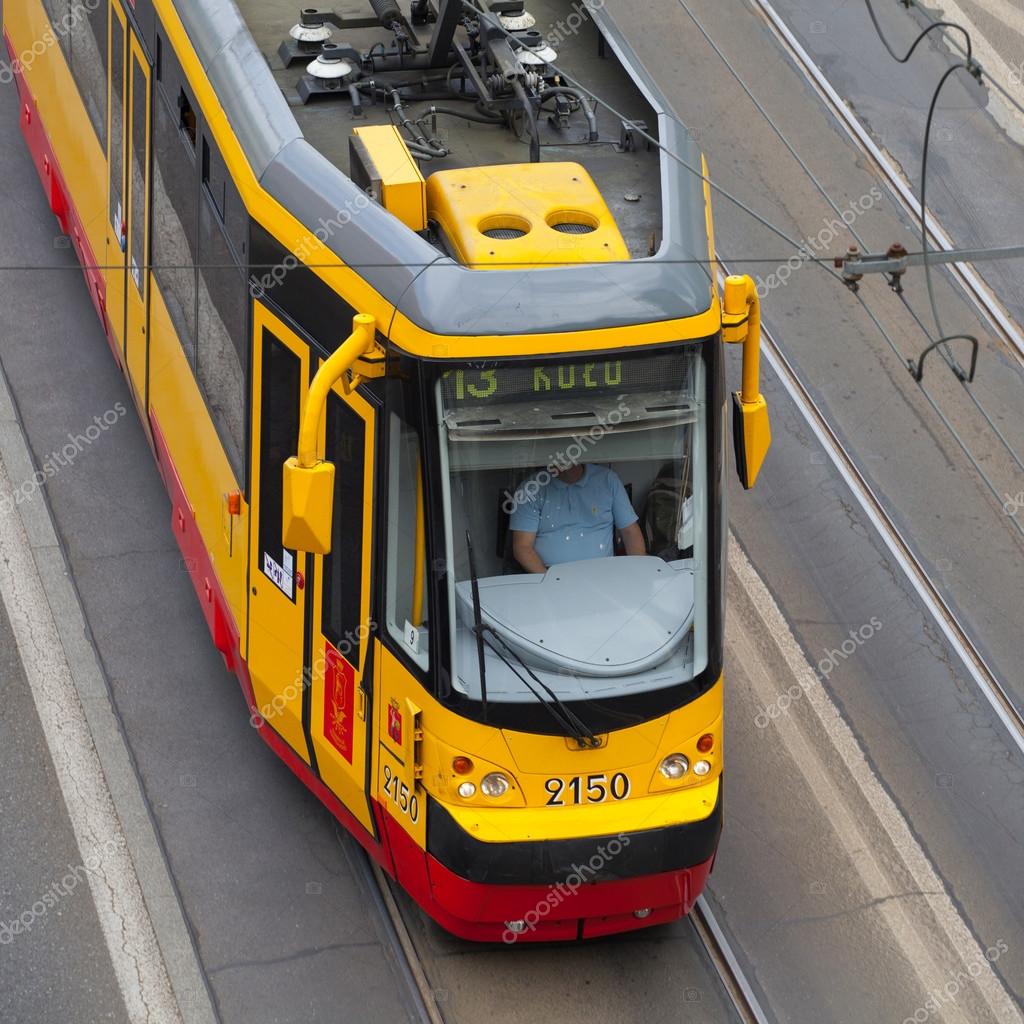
[748,0,1024,366]
[725,264,1024,756]
[338,830,447,1024]
[691,896,772,1024]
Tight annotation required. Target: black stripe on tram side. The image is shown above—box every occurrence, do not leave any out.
[301,356,319,778]
[426,784,723,886]
[360,381,385,841]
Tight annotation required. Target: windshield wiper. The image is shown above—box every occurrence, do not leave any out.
[464,529,598,747]
[477,625,601,749]
[465,530,488,721]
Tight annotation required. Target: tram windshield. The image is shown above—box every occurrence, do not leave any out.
[433,343,711,726]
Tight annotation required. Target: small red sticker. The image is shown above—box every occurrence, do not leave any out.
[387,700,403,745]
[324,644,355,763]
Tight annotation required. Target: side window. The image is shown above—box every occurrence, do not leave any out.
[258,332,300,601]
[69,0,107,147]
[39,1,71,55]
[109,13,124,240]
[129,55,148,298]
[322,396,365,664]
[198,197,247,485]
[385,412,429,670]
[151,90,198,364]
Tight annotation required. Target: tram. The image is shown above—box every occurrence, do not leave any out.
[6,0,770,940]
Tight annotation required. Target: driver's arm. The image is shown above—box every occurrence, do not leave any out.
[512,531,548,574]
[620,521,646,556]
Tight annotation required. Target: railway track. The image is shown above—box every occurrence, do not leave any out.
[720,258,1024,754]
[749,0,1024,367]
[690,897,772,1023]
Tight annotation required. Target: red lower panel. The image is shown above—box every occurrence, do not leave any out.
[379,805,714,942]
[8,29,114,359]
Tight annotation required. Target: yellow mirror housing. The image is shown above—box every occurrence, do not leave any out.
[281,312,378,554]
[721,274,771,489]
[732,393,771,490]
[283,457,336,554]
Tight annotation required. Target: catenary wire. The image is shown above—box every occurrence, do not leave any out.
[672,0,1023,534]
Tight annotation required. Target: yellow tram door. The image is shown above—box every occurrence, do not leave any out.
[103,1,129,369]
[248,303,312,760]
[123,30,152,414]
[307,381,379,835]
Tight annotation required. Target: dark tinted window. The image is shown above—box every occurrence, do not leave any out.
[129,55,148,299]
[198,198,248,485]
[109,13,124,237]
[258,332,300,601]
[69,0,107,146]
[323,396,366,663]
[151,90,198,365]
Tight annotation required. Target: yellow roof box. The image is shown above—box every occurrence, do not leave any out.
[350,125,426,232]
[425,162,630,268]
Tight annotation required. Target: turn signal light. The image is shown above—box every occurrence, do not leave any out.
[452,756,473,775]
[697,733,714,753]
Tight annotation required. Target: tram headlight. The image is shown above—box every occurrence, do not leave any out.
[659,753,689,779]
[693,759,711,777]
[457,781,476,798]
[480,772,510,798]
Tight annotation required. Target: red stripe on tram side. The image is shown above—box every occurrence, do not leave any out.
[7,29,116,362]
[149,412,394,874]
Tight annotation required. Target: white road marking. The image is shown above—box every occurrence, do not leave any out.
[0,456,183,1022]
[729,537,1022,1024]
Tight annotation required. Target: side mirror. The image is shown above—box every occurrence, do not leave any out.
[721,275,771,489]
[732,392,770,490]
[283,457,335,554]
[281,313,377,554]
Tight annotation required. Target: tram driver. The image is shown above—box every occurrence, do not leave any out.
[509,461,646,574]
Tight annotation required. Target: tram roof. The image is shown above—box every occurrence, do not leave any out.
[171,0,715,339]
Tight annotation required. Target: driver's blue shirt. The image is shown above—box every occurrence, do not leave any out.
[509,464,638,566]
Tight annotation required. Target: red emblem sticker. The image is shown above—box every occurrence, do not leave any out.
[387,700,403,745]
[324,643,355,763]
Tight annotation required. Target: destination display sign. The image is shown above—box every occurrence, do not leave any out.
[439,351,693,406]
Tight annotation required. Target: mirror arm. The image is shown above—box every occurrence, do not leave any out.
[297,313,377,468]
[721,274,761,396]
[721,275,771,490]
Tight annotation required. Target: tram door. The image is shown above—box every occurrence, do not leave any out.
[105,3,151,409]
[308,382,378,835]
[103,3,128,366]
[248,304,312,760]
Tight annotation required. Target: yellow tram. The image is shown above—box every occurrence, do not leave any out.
[6,0,770,940]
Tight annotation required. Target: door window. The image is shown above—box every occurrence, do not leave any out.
[322,395,366,664]
[109,13,125,242]
[258,332,300,600]
[385,412,428,670]
[129,54,148,297]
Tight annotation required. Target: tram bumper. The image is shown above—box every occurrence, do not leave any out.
[395,782,722,942]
